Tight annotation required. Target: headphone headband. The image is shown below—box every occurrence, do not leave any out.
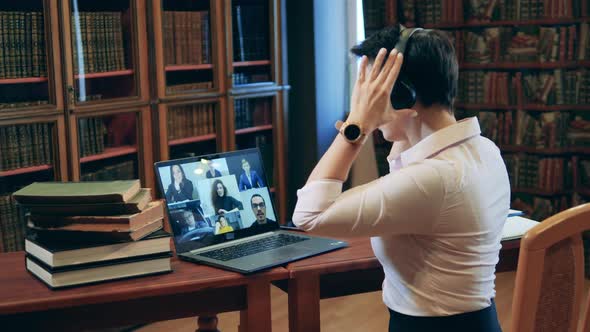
[394,27,424,54]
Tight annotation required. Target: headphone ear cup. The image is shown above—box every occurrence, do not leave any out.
[390,80,417,110]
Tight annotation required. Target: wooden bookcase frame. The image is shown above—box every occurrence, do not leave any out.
[0,0,289,253]
[0,114,68,181]
[155,97,228,162]
[67,106,154,190]
[372,2,590,216]
[59,0,150,111]
[151,0,227,101]
[224,0,280,92]
[228,90,286,221]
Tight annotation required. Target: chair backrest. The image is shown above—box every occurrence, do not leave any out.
[511,203,590,332]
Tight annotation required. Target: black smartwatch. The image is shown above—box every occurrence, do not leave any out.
[335,120,366,144]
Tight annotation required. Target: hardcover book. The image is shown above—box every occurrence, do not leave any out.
[26,251,172,289]
[13,180,141,204]
[21,188,151,216]
[29,200,164,230]
[25,229,171,268]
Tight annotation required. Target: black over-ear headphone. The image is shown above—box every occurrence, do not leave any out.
[390,27,425,110]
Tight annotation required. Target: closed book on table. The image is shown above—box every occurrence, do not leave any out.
[25,229,171,268]
[13,180,141,204]
[26,251,173,289]
[21,189,152,216]
[29,200,164,229]
[28,217,164,243]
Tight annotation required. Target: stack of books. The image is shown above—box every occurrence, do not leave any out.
[12,180,172,289]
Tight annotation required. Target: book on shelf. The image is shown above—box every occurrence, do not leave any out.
[163,10,211,65]
[0,123,53,172]
[71,12,126,74]
[235,99,272,130]
[25,228,171,269]
[21,188,152,216]
[457,69,590,106]
[29,217,164,243]
[81,160,137,181]
[0,12,47,79]
[511,194,568,221]
[394,0,587,25]
[13,179,141,204]
[168,104,216,140]
[503,154,573,192]
[26,251,172,289]
[166,81,213,94]
[232,4,269,62]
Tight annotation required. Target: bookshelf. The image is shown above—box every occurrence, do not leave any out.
[60,0,149,108]
[363,0,590,221]
[151,0,288,224]
[0,0,289,253]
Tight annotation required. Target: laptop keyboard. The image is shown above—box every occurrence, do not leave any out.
[197,233,309,262]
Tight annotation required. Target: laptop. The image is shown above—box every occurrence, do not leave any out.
[154,148,347,274]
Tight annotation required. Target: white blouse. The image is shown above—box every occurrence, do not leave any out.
[292,117,510,316]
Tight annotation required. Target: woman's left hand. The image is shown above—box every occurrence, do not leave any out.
[347,48,403,133]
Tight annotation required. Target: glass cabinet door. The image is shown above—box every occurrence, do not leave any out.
[233,95,274,187]
[68,0,142,104]
[162,0,215,95]
[167,101,219,159]
[230,0,274,87]
[77,112,139,181]
[0,1,53,110]
[0,120,60,253]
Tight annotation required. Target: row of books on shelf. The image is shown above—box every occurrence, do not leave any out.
[457,69,590,105]
[461,24,589,64]
[235,98,272,130]
[476,110,590,148]
[163,11,211,66]
[0,12,46,79]
[166,81,212,94]
[232,72,271,86]
[0,193,24,252]
[394,0,587,27]
[71,12,126,74]
[504,155,574,191]
[0,123,53,172]
[232,4,269,62]
[80,160,136,182]
[78,117,106,158]
[363,0,386,30]
[400,0,463,25]
[512,194,570,222]
[10,181,172,288]
[168,104,215,140]
[0,100,48,110]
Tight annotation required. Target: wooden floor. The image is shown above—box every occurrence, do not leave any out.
[135,271,519,332]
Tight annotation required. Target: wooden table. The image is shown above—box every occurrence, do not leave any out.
[0,252,289,332]
[284,237,521,332]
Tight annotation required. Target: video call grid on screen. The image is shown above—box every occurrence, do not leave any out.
[155,148,277,251]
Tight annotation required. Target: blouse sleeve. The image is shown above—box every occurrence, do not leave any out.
[292,163,446,238]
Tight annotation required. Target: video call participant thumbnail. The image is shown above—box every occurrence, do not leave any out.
[238,159,264,191]
[165,164,194,203]
[248,194,276,230]
[215,215,234,235]
[211,179,243,215]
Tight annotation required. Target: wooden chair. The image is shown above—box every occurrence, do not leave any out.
[511,203,590,332]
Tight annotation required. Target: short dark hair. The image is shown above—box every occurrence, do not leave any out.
[350,25,458,108]
[250,194,264,205]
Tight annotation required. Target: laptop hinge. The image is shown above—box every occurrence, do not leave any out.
[188,231,277,254]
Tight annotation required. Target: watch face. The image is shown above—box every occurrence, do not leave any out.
[343,124,361,141]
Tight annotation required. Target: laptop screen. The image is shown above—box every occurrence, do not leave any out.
[154,148,279,253]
